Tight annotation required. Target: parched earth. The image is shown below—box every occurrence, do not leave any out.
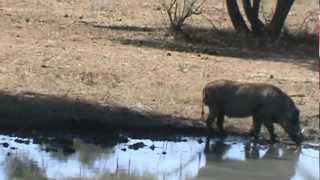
[0,0,318,139]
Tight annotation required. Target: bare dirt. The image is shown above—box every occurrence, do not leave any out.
[0,0,318,139]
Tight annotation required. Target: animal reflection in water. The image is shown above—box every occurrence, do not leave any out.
[204,137,298,160]
[201,137,299,179]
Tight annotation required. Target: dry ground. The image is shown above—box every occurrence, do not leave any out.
[0,0,318,138]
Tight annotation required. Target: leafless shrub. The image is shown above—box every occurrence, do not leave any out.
[299,10,318,33]
[281,9,318,43]
[162,0,207,32]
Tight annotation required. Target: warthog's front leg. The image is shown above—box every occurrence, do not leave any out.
[251,115,262,141]
[264,122,278,143]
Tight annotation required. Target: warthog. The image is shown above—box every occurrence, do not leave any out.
[201,80,304,145]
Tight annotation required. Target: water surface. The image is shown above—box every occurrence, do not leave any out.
[0,132,318,180]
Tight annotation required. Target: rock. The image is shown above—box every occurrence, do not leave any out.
[45,40,55,48]
[149,144,156,150]
[63,147,75,155]
[128,142,146,150]
[14,138,30,144]
[155,6,161,11]
[135,103,144,110]
[197,139,204,144]
[2,142,9,148]
[41,65,50,68]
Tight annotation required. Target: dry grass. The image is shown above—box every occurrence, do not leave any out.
[0,0,318,138]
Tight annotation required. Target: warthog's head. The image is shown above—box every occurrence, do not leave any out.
[282,108,304,145]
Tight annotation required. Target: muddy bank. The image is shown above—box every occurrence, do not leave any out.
[0,91,318,144]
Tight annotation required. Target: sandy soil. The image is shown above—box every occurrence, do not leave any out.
[0,0,318,139]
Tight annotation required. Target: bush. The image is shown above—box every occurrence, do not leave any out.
[162,0,206,33]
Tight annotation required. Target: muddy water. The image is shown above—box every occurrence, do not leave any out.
[0,132,318,180]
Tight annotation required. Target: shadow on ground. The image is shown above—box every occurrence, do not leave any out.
[90,23,317,72]
[1,91,318,144]
[0,91,205,132]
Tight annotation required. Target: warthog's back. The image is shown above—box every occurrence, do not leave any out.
[203,80,291,118]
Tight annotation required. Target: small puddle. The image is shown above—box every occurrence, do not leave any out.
[0,132,318,180]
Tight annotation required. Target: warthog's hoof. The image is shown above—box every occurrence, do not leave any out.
[270,136,279,144]
[218,130,227,136]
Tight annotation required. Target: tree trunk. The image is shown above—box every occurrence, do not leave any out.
[266,0,295,38]
[225,0,295,39]
[226,0,249,34]
[242,0,265,35]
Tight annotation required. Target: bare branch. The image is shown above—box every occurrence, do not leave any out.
[161,0,206,32]
[174,1,179,25]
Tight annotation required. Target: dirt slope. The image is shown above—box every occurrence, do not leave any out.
[0,0,318,139]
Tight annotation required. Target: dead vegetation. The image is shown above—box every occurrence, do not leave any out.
[162,0,206,32]
[0,0,318,138]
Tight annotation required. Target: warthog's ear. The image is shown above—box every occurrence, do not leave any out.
[288,109,300,123]
[294,109,300,118]
[287,111,293,119]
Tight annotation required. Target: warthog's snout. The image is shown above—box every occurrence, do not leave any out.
[285,123,305,145]
[289,131,304,145]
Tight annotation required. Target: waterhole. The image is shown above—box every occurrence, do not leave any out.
[0,132,318,180]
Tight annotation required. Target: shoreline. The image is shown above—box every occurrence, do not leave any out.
[0,91,318,143]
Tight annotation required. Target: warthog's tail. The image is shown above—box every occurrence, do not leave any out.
[201,88,205,121]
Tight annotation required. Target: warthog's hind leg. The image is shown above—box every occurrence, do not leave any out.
[217,111,226,134]
[206,107,217,131]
